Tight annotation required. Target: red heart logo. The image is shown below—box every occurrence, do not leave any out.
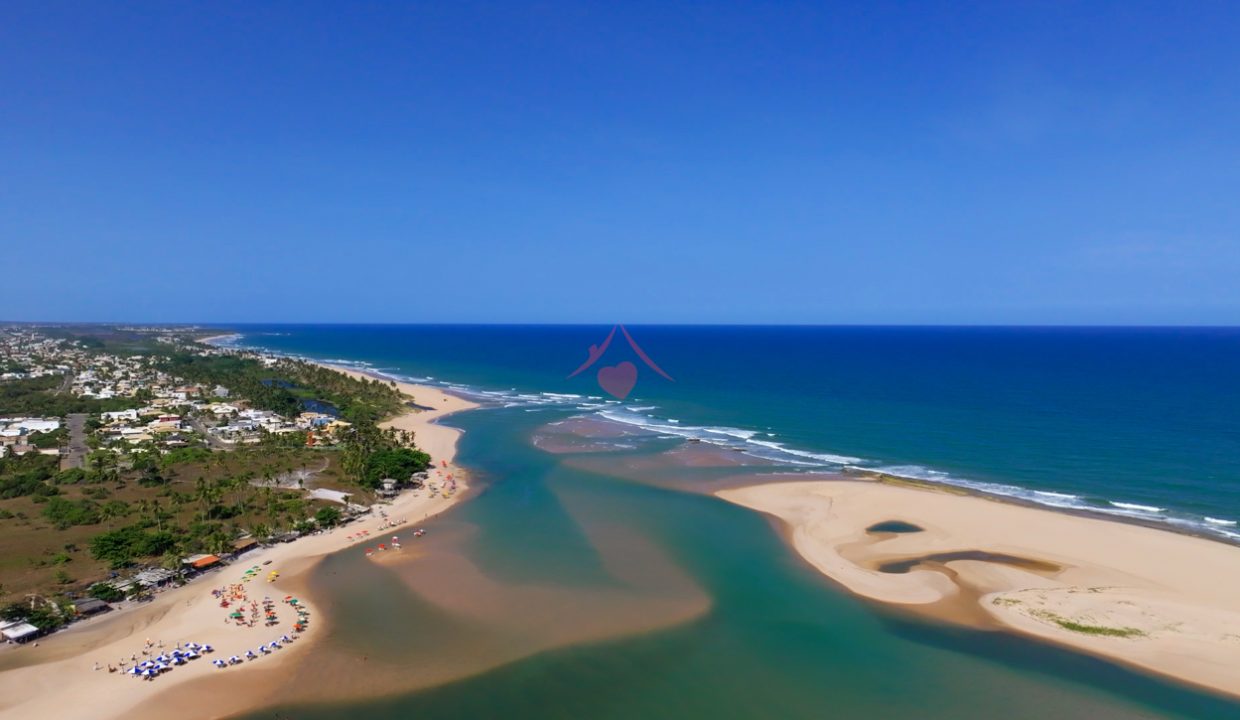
[597,361,637,399]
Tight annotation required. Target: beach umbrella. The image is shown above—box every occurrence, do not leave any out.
[128,667,141,675]
[201,644,214,653]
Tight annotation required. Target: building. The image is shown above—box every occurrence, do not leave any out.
[102,409,139,423]
[0,621,41,644]
[182,554,221,572]
[72,598,111,617]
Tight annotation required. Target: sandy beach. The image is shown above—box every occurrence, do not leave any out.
[0,373,477,720]
[196,334,241,346]
[718,479,1240,699]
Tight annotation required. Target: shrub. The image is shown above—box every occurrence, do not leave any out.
[89,582,125,602]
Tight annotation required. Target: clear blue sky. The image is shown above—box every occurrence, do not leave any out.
[3,1,1238,324]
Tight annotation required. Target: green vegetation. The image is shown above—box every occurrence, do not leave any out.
[0,330,436,626]
[1,601,66,631]
[0,453,60,499]
[314,506,342,527]
[42,497,101,529]
[158,446,212,468]
[1032,610,1147,638]
[89,525,178,569]
[361,447,431,488]
[0,374,141,415]
[159,353,406,425]
[28,428,67,449]
[89,582,125,602]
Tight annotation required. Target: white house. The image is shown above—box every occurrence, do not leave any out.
[102,409,139,423]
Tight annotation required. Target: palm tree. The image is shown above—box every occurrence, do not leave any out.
[150,499,165,532]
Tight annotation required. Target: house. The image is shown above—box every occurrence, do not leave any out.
[72,598,111,617]
[182,554,221,571]
[132,567,177,587]
[231,537,259,557]
[377,478,400,497]
[102,409,139,423]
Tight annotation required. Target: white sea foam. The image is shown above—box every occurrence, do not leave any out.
[592,409,859,467]
[704,427,759,440]
[1034,490,1079,500]
[227,339,1240,547]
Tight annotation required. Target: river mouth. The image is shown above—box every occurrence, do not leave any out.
[191,406,1240,720]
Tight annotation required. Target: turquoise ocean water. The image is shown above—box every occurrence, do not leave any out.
[221,325,1240,719]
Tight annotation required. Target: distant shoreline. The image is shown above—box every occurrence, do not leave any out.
[196,333,242,346]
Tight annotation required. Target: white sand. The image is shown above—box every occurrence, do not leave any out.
[719,479,1240,699]
[0,375,477,720]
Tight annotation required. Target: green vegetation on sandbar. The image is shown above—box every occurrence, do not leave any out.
[1032,610,1146,638]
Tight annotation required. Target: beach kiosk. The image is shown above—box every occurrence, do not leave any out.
[1,621,41,644]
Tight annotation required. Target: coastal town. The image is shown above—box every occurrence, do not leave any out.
[0,325,452,647]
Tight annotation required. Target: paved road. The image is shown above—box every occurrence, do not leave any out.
[62,413,89,470]
[188,415,232,450]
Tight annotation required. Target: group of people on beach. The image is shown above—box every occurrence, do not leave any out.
[95,637,215,678]
[92,567,311,681]
[81,460,464,683]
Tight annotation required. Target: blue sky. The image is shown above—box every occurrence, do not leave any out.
[2,1,1238,324]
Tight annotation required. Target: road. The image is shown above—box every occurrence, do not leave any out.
[62,413,88,470]
[188,415,232,450]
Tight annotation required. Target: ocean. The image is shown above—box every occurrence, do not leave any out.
[222,325,1240,539]
[219,325,1240,719]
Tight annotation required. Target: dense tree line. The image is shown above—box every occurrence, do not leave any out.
[0,453,62,499]
[159,352,407,427]
[0,374,142,415]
